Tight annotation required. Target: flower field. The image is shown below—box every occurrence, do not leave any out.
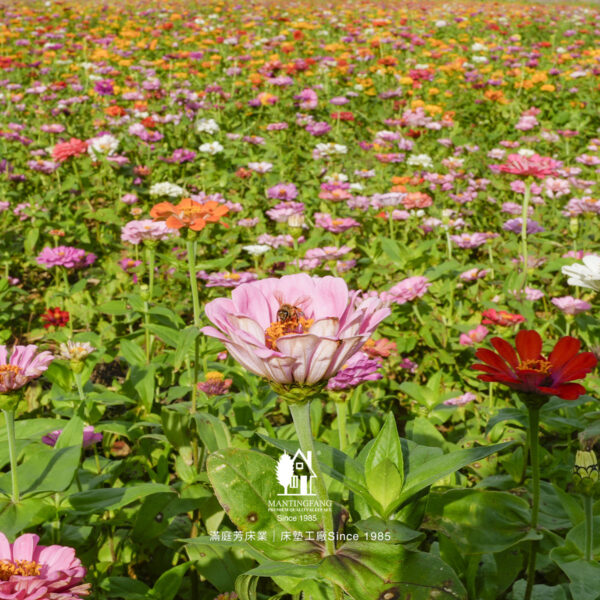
[1,0,600,598]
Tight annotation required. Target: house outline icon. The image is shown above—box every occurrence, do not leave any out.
[277,449,317,496]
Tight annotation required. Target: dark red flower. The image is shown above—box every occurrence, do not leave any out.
[41,307,70,329]
[472,330,597,400]
[482,308,525,326]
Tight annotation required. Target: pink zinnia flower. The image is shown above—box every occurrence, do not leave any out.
[267,183,298,201]
[450,233,492,249]
[382,276,430,305]
[51,138,88,162]
[266,201,305,223]
[120,220,178,245]
[551,296,592,315]
[202,274,390,385]
[314,213,360,233]
[326,352,382,390]
[0,532,90,599]
[490,153,561,178]
[444,392,477,407]
[197,270,258,288]
[459,325,489,346]
[0,345,53,393]
[42,425,103,448]
[36,247,96,269]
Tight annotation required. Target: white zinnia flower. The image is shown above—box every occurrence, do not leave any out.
[196,118,220,134]
[60,340,95,361]
[149,182,186,198]
[248,161,273,173]
[243,244,271,256]
[199,141,224,155]
[562,255,600,291]
[407,153,434,169]
[88,134,119,158]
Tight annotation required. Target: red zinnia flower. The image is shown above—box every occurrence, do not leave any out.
[482,308,525,326]
[472,330,597,401]
[41,307,70,329]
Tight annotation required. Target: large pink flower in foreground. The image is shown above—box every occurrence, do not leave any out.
[0,345,54,393]
[0,533,90,599]
[202,274,390,385]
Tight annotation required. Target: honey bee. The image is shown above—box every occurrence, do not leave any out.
[274,292,310,323]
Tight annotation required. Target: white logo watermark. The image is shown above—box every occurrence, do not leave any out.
[276,450,316,496]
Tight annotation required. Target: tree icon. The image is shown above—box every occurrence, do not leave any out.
[276,452,294,495]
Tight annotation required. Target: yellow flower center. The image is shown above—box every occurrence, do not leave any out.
[223,273,240,280]
[0,364,20,383]
[518,359,552,375]
[265,316,314,350]
[205,371,224,382]
[0,559,41,580]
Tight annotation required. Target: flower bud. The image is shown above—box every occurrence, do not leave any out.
[569,217,579,236]
[573,450,600,496]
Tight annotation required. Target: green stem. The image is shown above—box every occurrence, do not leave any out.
[186,239,201,327]
[336,401,348,452]
[146,244,155,300]
[74,372,86,404]
[3,409,19,504]
[289,402,336,556]
[524,404,540,600]
[584,495,594,561]
[520,181,531,296]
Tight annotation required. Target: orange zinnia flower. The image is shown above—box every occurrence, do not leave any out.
[150,198,229,231]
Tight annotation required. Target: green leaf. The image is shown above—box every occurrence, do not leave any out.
[318,542,466,600]
[146,324,180,349]
[97,300,130,316]
[186,540,255,592]
[174,326,199,371]
[100,577,150,600]
[150,562,191,600]
[398,442,514,507]
[120,339,147,367]
[69,483,172,513]
[244,561,319,578]
[0,497,54,538]
[44,361,73,391]
[426,489,536,554]
[0,445,81,497]
[364,413,404,516]
[54,416,84,450]
[194,412,231,453]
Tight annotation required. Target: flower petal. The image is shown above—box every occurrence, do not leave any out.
[515,330,543,362]
[490,337,519,368]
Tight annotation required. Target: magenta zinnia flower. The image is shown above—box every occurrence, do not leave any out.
[36,247,96,269]
[202,274,390,385]
[0,345,54,393]
[0,532,90,599]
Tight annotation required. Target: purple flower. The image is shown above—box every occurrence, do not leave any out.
[27,160,60,174]
[267,183,298,201]
[266,201,305,223]
[306,122,331,136]
[94,80,114,96]
[502,218,545,234]
[167,148,197,163]
[294,88,318,110]
[36,246,96,269]
[43,425,102,448]
[327,352,382,390]
[330,96,349,105]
